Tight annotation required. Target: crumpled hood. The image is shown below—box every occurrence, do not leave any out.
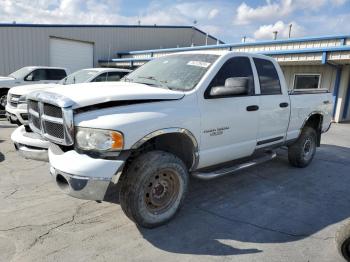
[28,81,185,109]
[9,83,60,96]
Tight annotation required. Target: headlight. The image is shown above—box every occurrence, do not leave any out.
[18,95,27,104]
[75,127,124,151]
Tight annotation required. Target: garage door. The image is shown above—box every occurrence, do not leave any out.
[50,38,93,73]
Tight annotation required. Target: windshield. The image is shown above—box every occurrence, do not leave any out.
[59,69,98,85]
[8,67,32,79]
[122,54,219,91]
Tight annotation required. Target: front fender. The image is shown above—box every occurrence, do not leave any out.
[74,95,201,150]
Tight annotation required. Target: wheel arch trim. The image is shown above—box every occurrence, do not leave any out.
[131,128,199,170]
[300,111,324,131]
[300,111,325,146]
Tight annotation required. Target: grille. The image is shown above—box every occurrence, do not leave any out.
[31,115,41,130]
[28,100,39,113]
[27,99,72,145]
[43,103,63,118]
[44,121,64,139]
[9,94,21,108]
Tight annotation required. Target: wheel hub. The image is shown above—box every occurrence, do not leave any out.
[144,170,180,214]
[302,137,314,161]
[152,181,167,199]
[304,139,311,155]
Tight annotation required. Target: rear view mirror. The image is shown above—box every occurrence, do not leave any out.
[210,77,249,97]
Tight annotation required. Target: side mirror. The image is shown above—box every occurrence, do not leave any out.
[210,77,249,97]
[25,74,34,81]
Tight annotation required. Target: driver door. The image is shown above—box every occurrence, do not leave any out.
[198,56,260,168]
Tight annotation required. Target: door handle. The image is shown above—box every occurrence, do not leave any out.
[246,105,259,111]
[279,102,289,108]
[323,100,330,104]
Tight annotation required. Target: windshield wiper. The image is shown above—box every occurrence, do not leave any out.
[137,76,169,89]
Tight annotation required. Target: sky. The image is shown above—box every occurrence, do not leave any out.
[0,0,350,43]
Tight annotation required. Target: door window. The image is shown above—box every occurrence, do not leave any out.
[93,72,128,82]
[47,69,67,80]
[253,58,281,95]
[92,73,108,82]
[206,56,255,98]
[26,69,47,81]
[107,72,128,81]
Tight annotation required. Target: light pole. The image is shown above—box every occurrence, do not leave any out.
[289,24,293,38]
[273,31,278,40]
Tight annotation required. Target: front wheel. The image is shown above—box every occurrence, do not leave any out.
[119,150,189,228]
[288,126,317,168]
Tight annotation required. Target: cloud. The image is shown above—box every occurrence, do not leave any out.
[253,20,305,40]
[173,3,220,21]
[235,0,293,25]
[330,0,348,6]
[0,0,125,24]
[208,9,219,19]
[0,0,220,27]
[234,0,348,25]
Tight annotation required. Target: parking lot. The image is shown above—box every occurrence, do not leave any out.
[0,118,349,262]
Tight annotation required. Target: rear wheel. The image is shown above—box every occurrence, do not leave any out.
[288,126,317,168]
[119,150,189,228]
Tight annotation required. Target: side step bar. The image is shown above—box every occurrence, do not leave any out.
[191,151,277,180]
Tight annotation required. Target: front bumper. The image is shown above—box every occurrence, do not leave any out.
[48,145,125,201]
[5,104,28,125]
[11,125,50,162]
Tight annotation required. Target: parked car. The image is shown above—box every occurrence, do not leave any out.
[6,68,132,125]
[0,66,68,110]
[10,68,132,161]
[21,51,332,228]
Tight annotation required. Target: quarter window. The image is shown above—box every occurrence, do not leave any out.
[206,56,255,97]
[294,74,320,89]
[254,58,281,95]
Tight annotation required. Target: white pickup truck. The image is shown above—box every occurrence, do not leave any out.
[0,66,68,109]
[6,68,131,125]
[24,51,332,228]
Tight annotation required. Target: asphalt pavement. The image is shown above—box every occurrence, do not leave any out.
[0,119,349,262]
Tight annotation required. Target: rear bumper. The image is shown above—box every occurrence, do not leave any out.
[11,125,50,162]
[48,146,125,201]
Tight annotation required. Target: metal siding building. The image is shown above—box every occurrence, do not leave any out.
[104,35,350,123]
[0,24,221,75]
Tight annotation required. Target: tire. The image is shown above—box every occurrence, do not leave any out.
[0,89,8,110]
[119,150,189,228]
[288,126,317,168]
[336,222,350,261]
